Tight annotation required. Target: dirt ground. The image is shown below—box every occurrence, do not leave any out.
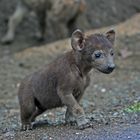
[0,0,140,139]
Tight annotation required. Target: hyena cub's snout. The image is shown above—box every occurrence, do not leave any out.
[101,62,115,74]
[100,54,115,74]
[95,59,115,74]
[107,62,115,72]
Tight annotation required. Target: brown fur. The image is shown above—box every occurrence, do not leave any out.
[18,29,116,130]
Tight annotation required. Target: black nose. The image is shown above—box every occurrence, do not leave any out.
[108,64,115,71]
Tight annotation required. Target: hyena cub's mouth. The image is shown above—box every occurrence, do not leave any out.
[97,68,114,74]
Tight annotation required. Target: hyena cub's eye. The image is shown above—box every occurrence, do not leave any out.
[95,52,102,59]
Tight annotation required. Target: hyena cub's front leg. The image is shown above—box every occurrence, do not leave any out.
[65,108,76,125]
[69,101,92,130]
[65,76,91,128]
[58,90,92,130]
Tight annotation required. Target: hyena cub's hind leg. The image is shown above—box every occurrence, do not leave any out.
[18,89,37,131]
[19,92,45,131]
[20,106,45,131]
[1,2,28,44]
[19,95,36,131]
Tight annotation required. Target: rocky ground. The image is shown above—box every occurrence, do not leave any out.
[0,12,140,139]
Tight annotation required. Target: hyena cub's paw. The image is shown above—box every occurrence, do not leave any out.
[65,115,77,126]
[76,115,93,130]
[21,123,33,131]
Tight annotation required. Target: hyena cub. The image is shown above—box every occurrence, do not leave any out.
[1,0,86,44]
[18,29,115,131]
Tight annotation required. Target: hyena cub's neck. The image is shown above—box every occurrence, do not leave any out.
[67,51,93,76]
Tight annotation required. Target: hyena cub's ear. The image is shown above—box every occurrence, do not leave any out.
[71,29,85,51]
[106,29,115,45]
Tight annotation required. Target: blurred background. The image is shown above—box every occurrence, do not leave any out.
[0,0,140,43]
[0,0,140,139]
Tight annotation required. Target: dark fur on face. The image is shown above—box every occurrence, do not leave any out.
[18,29,115,131]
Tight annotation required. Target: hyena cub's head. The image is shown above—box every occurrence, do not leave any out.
[71,29,116,74]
